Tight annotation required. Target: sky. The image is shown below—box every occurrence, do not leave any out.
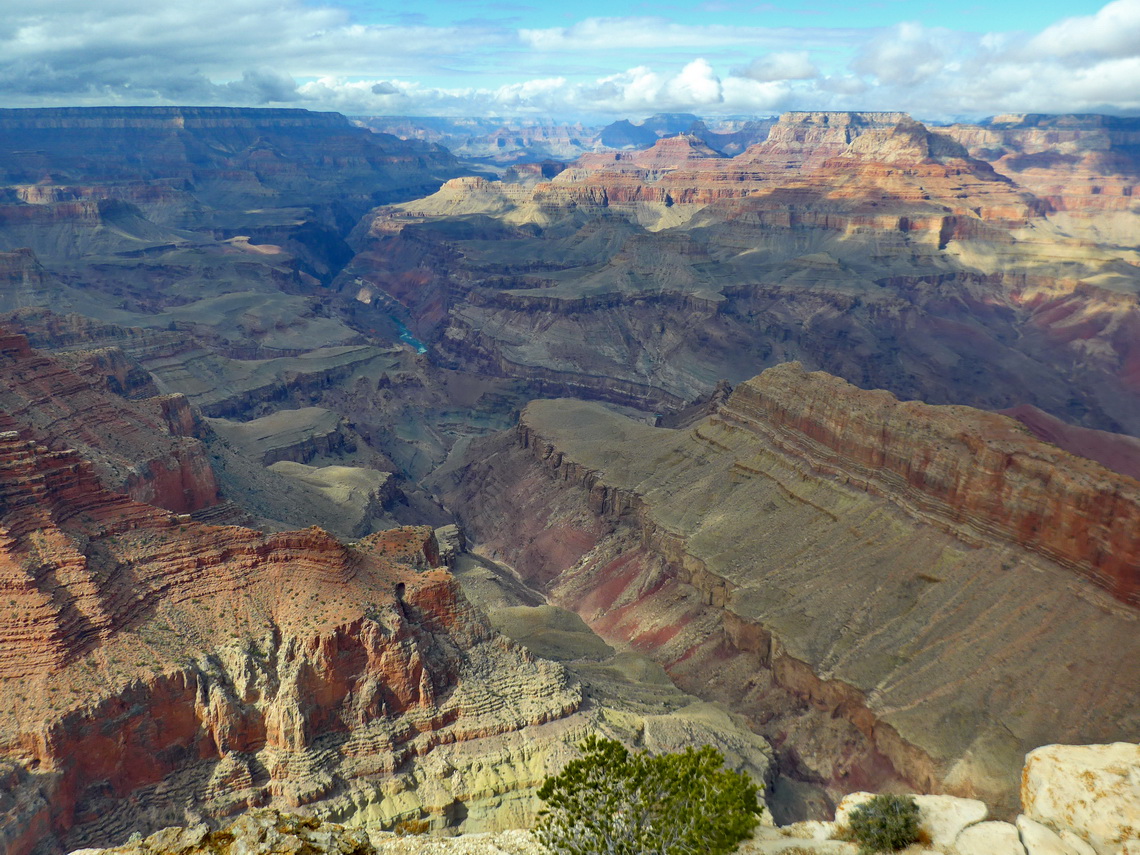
[1,0,1138,121]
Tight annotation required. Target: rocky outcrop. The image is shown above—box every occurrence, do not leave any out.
[442,366,1140,815]
[1002,404,1140,483]
[0,431,580,855]
[65,809,547,855]
[939,114,1140,226]
[0,330,220,513]
[722,363,1140,605]
[267,462,396,537]
[208,408,355,466]
[62,743,1140,855]
[745,742,1140,855]
[1021,743,1140,855]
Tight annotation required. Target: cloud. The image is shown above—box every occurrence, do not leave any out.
[518,16,861,52]
[0,0,510,104]
[1030,0,1140,59]
[0,0,1139,119]
[226,68,301,104]
[851,22,948,87]
[735,51,819,82]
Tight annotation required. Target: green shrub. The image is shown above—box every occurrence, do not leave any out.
[536,735,764,855]
[846,794,921,854]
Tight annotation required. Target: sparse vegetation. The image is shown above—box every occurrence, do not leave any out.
[536,735,763,855]
[844,794,921,854]
[394,817,430,835]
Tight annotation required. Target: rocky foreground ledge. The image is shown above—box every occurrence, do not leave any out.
[68,742,1138,855]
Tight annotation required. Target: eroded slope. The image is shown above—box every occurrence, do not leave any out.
[0,429,581,855]
[442,364,1140,815]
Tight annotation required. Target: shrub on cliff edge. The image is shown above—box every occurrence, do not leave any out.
[845,794,921,854]
[536,735,764,855]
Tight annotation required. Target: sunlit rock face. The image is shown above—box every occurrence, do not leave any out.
[441,363,1140,816]
[346,111,1140,436]
[0,427,580,855]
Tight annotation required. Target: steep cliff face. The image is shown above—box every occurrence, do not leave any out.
[723,364,1140,605]
[442,364,1140,816]
[0,107,461,221]
[0,432,580,855]
[939,114,1140,222]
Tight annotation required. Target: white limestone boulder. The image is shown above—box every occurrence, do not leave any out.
[912,794,988,849]
[835,791,988,850]
[1022,742,1140,855]
[953,820,1026,855]
[834,791,876,829]
[1019,815,1088,855]
[1060,831,1099,855]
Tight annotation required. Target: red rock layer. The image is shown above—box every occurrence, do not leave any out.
[0,330,220,513]
[526,113,1044,230]
[0,432,577,854]
[939,114,1140,217]
[1001,403,1140,483]
[720,363,1140,605]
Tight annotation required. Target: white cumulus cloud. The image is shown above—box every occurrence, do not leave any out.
[735,51,819,82]
[1030,0,1140,59]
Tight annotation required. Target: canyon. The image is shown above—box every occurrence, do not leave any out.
[0,106,1136,852]
[439,364,1140,817]
[346,111,1140,435]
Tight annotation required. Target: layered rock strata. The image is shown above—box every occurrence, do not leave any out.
[939,114,1140,226]
[349,111,1140,435]
[0,107,461,225]
[0,330,220,513]
[0,431,581,855]
[443,364,1140,815]
[723,364,1140,605]
[64,741,1140,855]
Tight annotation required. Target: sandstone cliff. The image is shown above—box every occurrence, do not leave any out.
[0,430,580,855]
[939,114,1140,242]
[442,364,1140,816]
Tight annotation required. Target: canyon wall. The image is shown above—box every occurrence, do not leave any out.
[0,430,581,855]
[0,330,220,514]
[443,364,1140,816]
[348,111,1140,436]
[721,364,1140,605]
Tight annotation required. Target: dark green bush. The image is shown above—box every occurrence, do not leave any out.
[536,735,764,855]
[846,794,921,854]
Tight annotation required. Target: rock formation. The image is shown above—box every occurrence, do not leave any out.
[938,114,1140,243]
[0,107,461,227]
[346,111,1140,435]
[0,427,581,855]
[744,742,1139,854]
[0,330,220,514]
[440,364,1140,815]
[62,741,1140,855]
